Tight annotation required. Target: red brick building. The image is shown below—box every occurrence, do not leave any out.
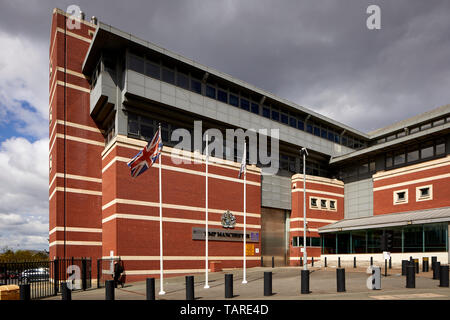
[48,8,450,278]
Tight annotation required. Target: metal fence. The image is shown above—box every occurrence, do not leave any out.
[96,257,123,288]
[0,258,92,299]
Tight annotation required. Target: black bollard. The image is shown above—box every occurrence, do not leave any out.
[19,284,30,301]
[300,257,303,267]
[354,257,356,268]
[225,274,233,298]
[389,257,392,269]
[402,260,408,276]
[311,257,314,267]
[414,259,419,274]
[301,269,310,294]
[434,262,441,280]
[264,272,272,296]
[261,256,263,267]
[61,282,71,301]
[336,268,345,292]
[186,276,195,300]
[439,265,449,287]
[272,256,274,268]
[105,279,115,300]
[431,256,437,266]
[384,259,387,277]
[370,256,373,266]
[146,278,155,300]
[406,264,415,288]
[338,257,341,268]
[324,257,327,268]
[422,257,429,272]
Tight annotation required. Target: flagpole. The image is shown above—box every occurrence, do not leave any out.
[242,141,247,284]
[158,124,165,295]
[204,133,210,289]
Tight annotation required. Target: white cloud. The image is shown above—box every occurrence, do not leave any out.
[0,137,49,250]
[0,29,48,139]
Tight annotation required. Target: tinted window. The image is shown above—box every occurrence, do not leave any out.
[251,103,259,114]
[421,142,434,158]
[145,62,160,79]
[206,85,216,99]
[191,79,202,94]
[162,68,175,84]
[298,120,304,131]
[306,123,313,133]
[262,107,270,118]
[129,55,144,73]
[321,128,327,138]
[313,127,320,137]
[281,113,288,124]
[407,150,419,162]
[334,135,340,144]
[230,94,239,107]
[436,140,446,155]
[240,98,250,111]
[217,89,228,103]
[176,73,189,89]
[271,110,279,121]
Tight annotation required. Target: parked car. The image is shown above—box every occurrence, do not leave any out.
[19,268,50,283]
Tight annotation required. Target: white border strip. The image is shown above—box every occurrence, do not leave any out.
[102,198,260,218]
[102,255,260,261]
[49,187,102,200]
[102,156,260,186]
[290,228,319,232]
[373,173,450,192]
[49,227,102,235]
[102,213,260,229]
[290,217,338,224]
[49,241,102,247]
[292,188,344,198]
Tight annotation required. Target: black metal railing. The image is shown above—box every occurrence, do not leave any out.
[0,257,92,299]
[96,257,124,288]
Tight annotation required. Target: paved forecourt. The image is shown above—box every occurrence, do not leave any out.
[43,265,450,300]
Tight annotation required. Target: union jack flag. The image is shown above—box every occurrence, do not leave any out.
[238,144,247,179]
[127,127,163,178]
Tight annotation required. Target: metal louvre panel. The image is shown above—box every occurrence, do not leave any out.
[319,206,450,233]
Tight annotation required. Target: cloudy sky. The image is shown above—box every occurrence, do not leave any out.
[0,0,449,250]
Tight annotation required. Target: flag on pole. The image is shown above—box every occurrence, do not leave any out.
[239,142,248,283]
[127,128,163,178]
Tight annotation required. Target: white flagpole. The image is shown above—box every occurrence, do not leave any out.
[242,141,247,284]
[204,133,210,289]
[158,125,165,295]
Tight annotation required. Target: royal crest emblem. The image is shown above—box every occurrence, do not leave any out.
[221,210,236,229]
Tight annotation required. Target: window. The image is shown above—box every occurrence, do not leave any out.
[176,72,189,89]
[313,126,320,137]
[436,140,446,155]
[191,79,202,94]
[377,138,386,144]
[421,123,432,130]
[289,117,297,128]
[162,68,175,84]
[281,113,288,124]
[128,54,144,73]
[262,106,270,118]
[420,141,434,159]
[328,132,334,142]
[320,199,328,209]
[310,197,318,208]
[145,61,160,79]
[394,151,405,165]
[306,123,313,134]
[386,134,396,142]
[271,109,279,121]
[329,200,336,211]
[341,136,348,146]
[298,120,304,131]
[369,160,376,172]
[416,185,432,201]
[229,94,239,107]
[217,89,228,103]
[205,85,216,99]
[386,153,393,168]
[410,126,420,134]
[321,128,327,139]
[240,98,250,111]
[397,131,406,138]
[250,102,259,114]
[394,189,408,204]
[407,149,419,162]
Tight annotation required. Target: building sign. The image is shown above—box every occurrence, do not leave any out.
[221,210,236,228]
[192,227,259,243]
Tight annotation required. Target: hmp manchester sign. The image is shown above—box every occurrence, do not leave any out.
[192,227,259,243]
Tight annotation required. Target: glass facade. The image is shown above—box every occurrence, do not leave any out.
[321,223,448,254]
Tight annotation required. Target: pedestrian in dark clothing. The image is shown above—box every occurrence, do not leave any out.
[113,260,125,288]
